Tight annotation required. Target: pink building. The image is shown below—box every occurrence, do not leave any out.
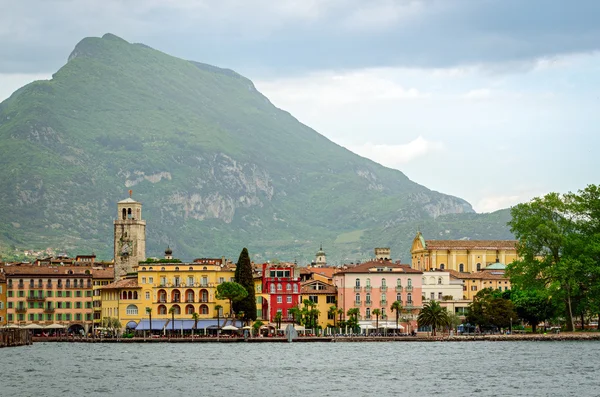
[333,260,423,332]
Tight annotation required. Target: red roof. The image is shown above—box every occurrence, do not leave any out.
[101,278,140,289]
[337,260,422,274]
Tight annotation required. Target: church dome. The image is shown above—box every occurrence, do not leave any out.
[165,246,173,256]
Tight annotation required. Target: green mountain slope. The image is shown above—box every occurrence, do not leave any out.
[0,33,508,263]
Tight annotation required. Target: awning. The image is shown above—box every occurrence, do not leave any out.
[126,321,138,329]
[135,319,168,331]
[166,320,196,330]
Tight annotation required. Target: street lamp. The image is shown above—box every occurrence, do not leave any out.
[510,317,512,335]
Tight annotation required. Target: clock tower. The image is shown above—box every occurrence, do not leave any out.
[113,194,146,281]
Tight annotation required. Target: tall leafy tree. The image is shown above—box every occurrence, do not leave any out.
[511,289,557,333]
[390,300,403,333]
[466,288,517,331]
[508,185,600,331]
[417,300,450,336]
[216,281,248,318]
[372,309,382,332]
[233,248,257,322]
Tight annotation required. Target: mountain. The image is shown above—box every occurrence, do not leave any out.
[0,33,509,263]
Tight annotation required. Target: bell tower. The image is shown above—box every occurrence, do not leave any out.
[315,244,327,267]
[113,192,146,281]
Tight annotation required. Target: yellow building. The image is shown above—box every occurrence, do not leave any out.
[254,275,268,321]
[92,266,114,329]
[0,272,6,326]
[448,265,512,301]
[410,232,518,273]
[300,279,338,329]
[100,255,237,331]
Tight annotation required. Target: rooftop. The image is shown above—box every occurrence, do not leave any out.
[101,278,140,289]
[424,240,517,250]
[337,260,422,275]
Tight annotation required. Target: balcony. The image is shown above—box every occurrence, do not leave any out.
[15,307,27,313]
[395,286,403,292]
[354,301,362,307]
[199,299,211,303]
[380,286,388,292]
[364,286,372,292]
[44,307,55,313]
[7,283,13,289]
[26,295,46,302]
[365,301,372,307]
[46,283,53,289]
[17,284,25,289]
[406,286,413,292]
[158,299,167,303]
[185,299,195,303]
[354,286,362,292]
[380,300,388,306]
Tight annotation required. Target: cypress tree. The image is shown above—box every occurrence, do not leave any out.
[233,247,257,321]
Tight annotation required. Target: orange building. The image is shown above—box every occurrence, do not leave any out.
[0,272,6,326]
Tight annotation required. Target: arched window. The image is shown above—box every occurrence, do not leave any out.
[293,284,298,293]
[476,263,481,271]
[286,283,291,291]
[189,267,193,271]
[355,293,360,303]
[366,308,371,319]
[186,305,195,315]
[126,304,138,315]
[366,293,371,303]
[122,291,127,299]
[142,267,147,271]
[122,208,127,220]
[270,284,275,293]
[127,208,132,219]
[422,277,427,285]
[459,263,464,272]
[175,267,179,271]
[201,290,208,302]
[128,291,133,299]
[396,278,401,286]
[277,283,282,291]
[172,305,181,315]
[201,305,209,314]
[148,267,153,271]
[66,279,71,287]
[366,278,371,287]
[438,277,442,285]
[381,278,386,287]
[407,278,412,287]
[407,293,412,303]
[158,305,167,315]
[161,267,166,271]
[396,294,401,301]
[440,263,445,270]
[80,279,84,287]
[355,278,360,287]
[202,266,207,270]
[186,290,195,303]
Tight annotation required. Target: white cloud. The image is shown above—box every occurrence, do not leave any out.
[462,88,493,100]
[346,136,444,167]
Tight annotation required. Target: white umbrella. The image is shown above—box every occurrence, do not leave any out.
[222,325,239,331]
[363,324,376,330]
[4,324,20,329]
[44,323,66,329]
[23,324,43,329]
[241,326,252,330]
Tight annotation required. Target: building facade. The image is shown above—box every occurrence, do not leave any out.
[262,263,301,323]
[334,256,423,331]
[113,196,146,280]
[300,279,338,329]
[410,232,518,273]
[0,272,6,326]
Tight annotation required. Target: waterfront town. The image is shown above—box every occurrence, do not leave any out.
[0,195,524,339]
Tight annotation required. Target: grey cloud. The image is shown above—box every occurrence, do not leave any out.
[1,0,599,75]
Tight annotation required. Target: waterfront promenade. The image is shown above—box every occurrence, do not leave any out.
[0,329,33,347]
[32,332,600,343]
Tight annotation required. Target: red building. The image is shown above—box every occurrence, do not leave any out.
[262,263,301,323]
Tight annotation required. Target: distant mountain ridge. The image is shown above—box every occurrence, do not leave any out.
[0,33,510,263]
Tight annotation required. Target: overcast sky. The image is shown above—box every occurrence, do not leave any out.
[1,0,598,212]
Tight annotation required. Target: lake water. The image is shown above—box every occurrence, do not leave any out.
[2,341,599,396]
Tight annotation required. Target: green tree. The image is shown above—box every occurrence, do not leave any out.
[146,307,152,335]
[274,312,283,330]
[372,309,382,332]
[215,304,223,337]
[417,300,450,336]
[328,305,339,331]
[233,248,257,322]
[252,320,264,336]
[466,288,517,331]
[216,281,248,318]
[511,289,556,333]
[168,306,176,336]
[191,312,200,335]
[346,308,360,332]
[507,186,600,331]
[288,307,302,325]
[390,300,403,334]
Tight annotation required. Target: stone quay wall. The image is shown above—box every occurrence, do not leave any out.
[0,329,33,348]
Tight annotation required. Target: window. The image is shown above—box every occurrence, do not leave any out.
[396,278,401,287]
[257,296,263,304]
[366,293,371,303]
[218,277,225,284]
[430,292,435,300]
[76,302,82,309]
[146,292,150,300]
[355,278,360,287]
[471,286,478,291]
[407,293,412,303]
[277,296,282,303]
[396,294,401,301]
[141,277,146,284]
[309,295,318,303]
[201,277,208,286]
[459,263,464,272]
[277,283,282,291]
[286,283,291,291]
[381,278,386,287]
[440,263,445,270]
[476,263,481,271]
[438,292,443,300]
[366,308,371,319]
[366,278,371,287]
[326,296,336,304]
[187,277,194,286]
[287,296,292,303]
[355,294,360,303]
[407,278,412,287]
[270,284,275,293]
[293,284,298,293]
[438,277,442,285]
[149,277,154,284]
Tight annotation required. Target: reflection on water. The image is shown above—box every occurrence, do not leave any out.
[2,341,600,396]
